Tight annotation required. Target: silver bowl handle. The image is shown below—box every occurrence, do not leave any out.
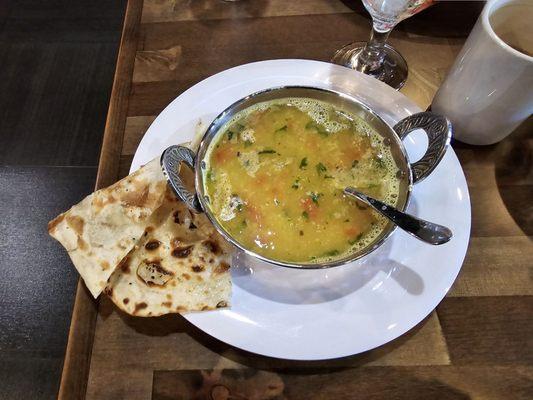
[160,145,203,213]
[393,112,452,184]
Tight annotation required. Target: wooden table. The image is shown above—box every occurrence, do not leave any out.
[58,1,533,399]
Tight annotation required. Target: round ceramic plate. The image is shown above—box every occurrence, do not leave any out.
[131,59,471,360]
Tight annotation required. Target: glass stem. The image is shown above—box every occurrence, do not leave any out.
[357,23,392,73]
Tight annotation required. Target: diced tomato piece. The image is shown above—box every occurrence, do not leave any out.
[247,205,263,225]
[213,146,233,164]
[300,197,319,219]
[255,173,267,185]
[344,226,360,237]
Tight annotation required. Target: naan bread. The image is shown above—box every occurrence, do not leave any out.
[105,182,232,317]
[48,158,167,298]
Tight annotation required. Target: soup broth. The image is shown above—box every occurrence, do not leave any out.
[204,98,401,263]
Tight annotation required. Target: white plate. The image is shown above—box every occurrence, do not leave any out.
[131,59,471,360]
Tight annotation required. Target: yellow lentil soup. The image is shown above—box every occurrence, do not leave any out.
[203,98,401,263]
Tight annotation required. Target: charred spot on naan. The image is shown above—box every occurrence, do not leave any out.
[118,256,131,273]
[66,215,85,236]
[136,259,173,286]
[173,210,181,224]
[202,239,220,255]
[77,236,88,251]
[172,245,194,258]
[214,262,230,274]
[100,260,110,271]
[216,301,228,308]
[145,240,160,251]
[191,265,204,273]
[47,213,65,233]
[133,302,148,314]
[119,184,150,208]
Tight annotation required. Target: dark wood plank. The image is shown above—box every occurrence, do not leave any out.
[437,296,533,365]
[95,0,143,188]
[141,0,352,23]
[2,356,70,400]
[152,366,533,400]
[118,154,134,179]
[0,166,96,400]
[57,2,143,399]
[469,185,532,237]
[1,0,126,43]
[84,306,448,399]
[0,42,119,166]
[137,12,362,52]
[453,117,533,188]
[128,13,371,116]
[449,236,533,297]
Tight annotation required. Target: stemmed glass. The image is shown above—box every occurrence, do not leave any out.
[332,0,434,89]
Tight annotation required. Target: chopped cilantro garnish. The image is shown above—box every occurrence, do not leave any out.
[352,160,359,168]
[227,130,234,140]
[305,121,329,136]
[291,178,301,189]
[302,211,309,220]
[299,157,308,169]
[348,233,363,245]
[258,148,277,155]
[374,156,385,168]
[309,192,322,205]
[316,162,327,174]
[275,125,288,132]
[244,140,253,147]
[323,249,340,257]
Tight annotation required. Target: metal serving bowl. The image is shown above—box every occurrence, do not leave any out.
[161,86,452,268]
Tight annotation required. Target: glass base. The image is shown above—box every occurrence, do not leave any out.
[331,41,408,90]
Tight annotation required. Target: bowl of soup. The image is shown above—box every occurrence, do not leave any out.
[162,86,452,268]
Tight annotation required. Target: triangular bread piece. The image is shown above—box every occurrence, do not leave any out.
[104,176,232,316]
[48,158,167,298]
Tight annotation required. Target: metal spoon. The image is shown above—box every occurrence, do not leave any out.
[344,187,453,245]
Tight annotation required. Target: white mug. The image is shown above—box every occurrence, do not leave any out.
[432,0,533,145]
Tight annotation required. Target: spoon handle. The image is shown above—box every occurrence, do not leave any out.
[344,187,453,245]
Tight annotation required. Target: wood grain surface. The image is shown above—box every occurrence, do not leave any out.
[59,1,533,399]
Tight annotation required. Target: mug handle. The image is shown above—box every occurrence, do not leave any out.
[393,112,453,184]
[160,145,203,213]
